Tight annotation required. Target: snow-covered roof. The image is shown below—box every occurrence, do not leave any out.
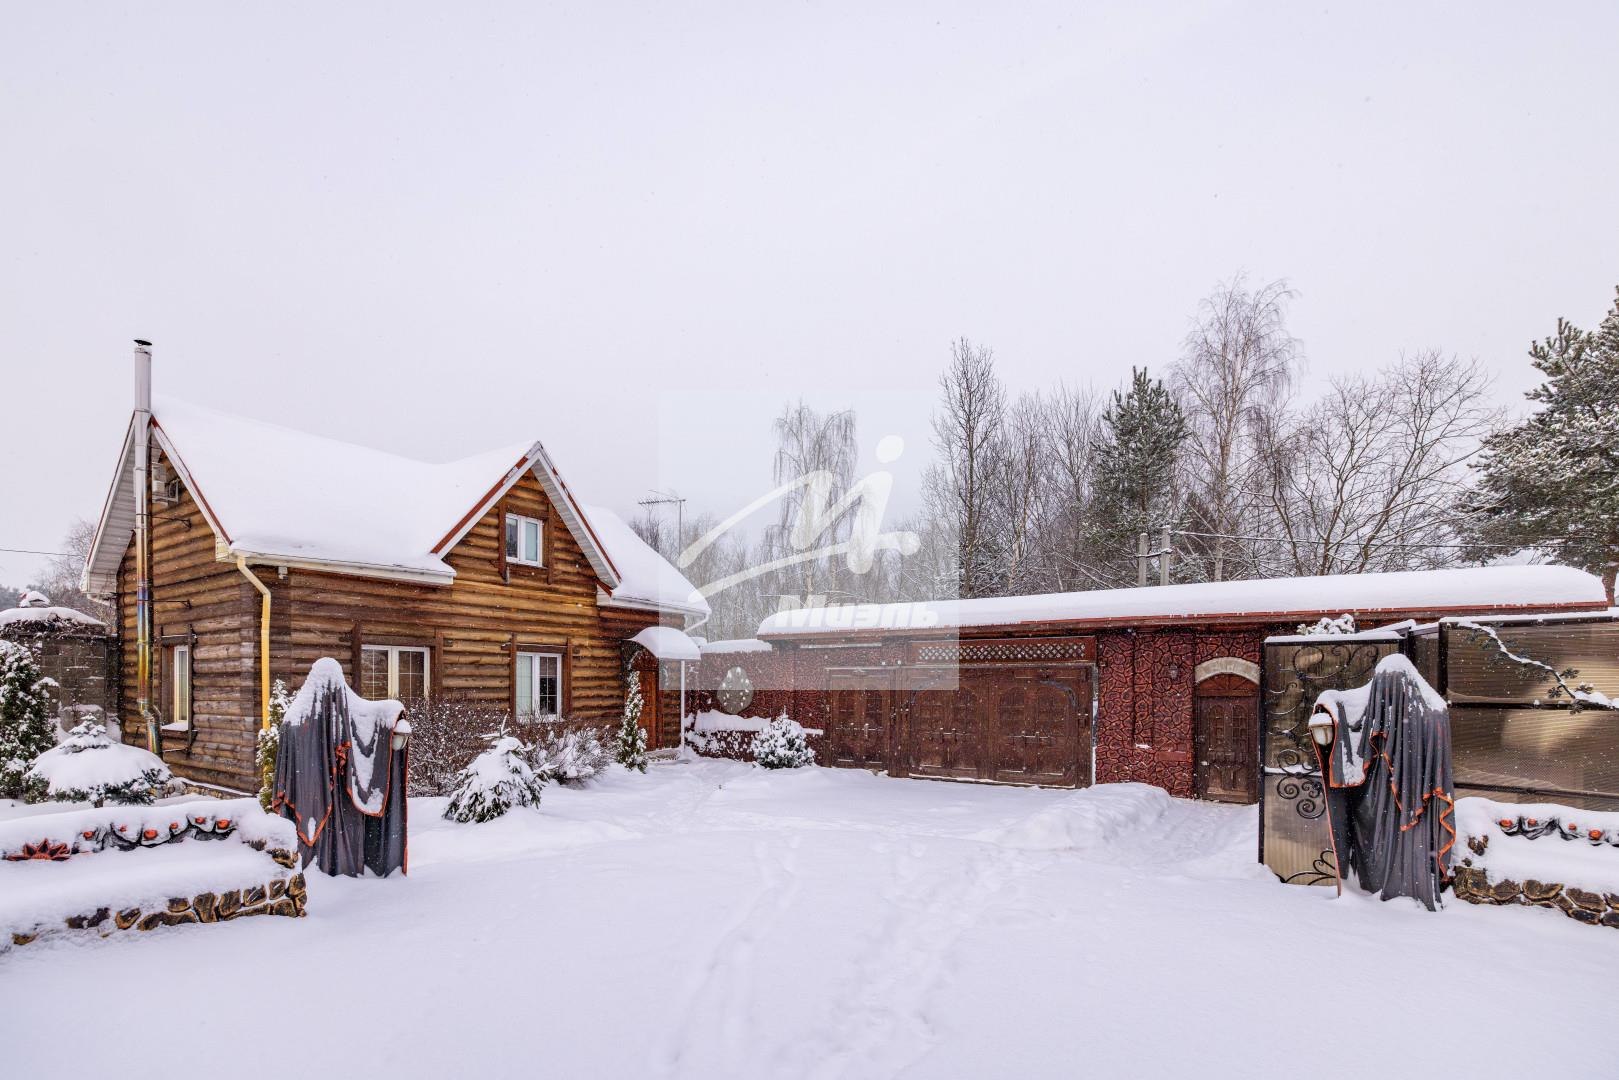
[629,625,702,662]
[700,638,774,654]
[82,395,707,620]
[758,565,1609,639]
[584,505,707,618]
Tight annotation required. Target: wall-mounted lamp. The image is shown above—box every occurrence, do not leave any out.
[1308,708,1335,748]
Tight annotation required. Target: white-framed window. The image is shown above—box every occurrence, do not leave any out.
[165,644,192,731]
[515,651,563,722]
[360,645,430,701]
[505,513,545,567]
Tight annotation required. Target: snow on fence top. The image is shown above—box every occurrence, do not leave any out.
[80,394,708,617]
[758,565,1608,639]
[0,591,105,631]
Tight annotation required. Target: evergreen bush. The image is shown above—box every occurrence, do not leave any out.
[0,640,59,799]
[751,715,815,770]
[443,735,544,823]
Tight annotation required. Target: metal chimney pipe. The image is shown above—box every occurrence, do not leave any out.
[132,339,158,755]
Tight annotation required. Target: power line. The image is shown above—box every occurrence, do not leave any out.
[0,547,74,558]
[1168,528,1593,551]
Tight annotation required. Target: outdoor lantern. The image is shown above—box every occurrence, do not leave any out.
[392,717,412,752]
[1308,708,1334,748]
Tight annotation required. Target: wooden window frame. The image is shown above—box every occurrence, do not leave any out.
[360,643,432,701]
[164,642,192,732]
[504,512,546,568]
[514,650,565,723]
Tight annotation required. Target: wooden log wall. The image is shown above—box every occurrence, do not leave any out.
[116,449,259,792]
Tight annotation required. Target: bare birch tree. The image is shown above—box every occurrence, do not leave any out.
[924,338,1006,598]
[1171,277,1300,581]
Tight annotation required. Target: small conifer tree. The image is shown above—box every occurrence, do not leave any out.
[616,667,648,773]
[256,678,293,811]
[0,640,58,799]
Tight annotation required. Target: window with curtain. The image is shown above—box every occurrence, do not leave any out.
[360,645,430,701]
[515,651,562,722]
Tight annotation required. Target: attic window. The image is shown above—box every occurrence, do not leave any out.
[505,514,544,567]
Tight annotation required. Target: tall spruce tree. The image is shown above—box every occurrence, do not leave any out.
[1089,367,1189,584]
[1462,287,1619,598]
[0,641,57,799]
[616,666,648,772]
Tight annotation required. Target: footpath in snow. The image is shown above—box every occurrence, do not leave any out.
[3,759,1615,1080]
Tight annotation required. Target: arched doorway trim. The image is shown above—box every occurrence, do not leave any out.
[1193,656,1260,686]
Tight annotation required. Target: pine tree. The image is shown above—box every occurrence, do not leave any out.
[1089,367,1189,584]
[0,640,58,799]
[256,678,293,811]
[616,667,648,772]
[1462,287,1619,598]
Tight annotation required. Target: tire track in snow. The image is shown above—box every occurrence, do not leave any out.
[652,833,802,1079]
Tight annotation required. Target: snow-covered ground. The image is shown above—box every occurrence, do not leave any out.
[4,761,1615,1079]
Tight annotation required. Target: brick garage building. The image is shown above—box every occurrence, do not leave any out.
[688,565,1609,803]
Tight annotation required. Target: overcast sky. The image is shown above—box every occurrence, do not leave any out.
[2,3,1615,588]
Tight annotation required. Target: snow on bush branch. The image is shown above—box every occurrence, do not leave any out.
[751,715,815,769]
[1295,613,1357,636]
[444,736,544,823]
[23,721,172,806]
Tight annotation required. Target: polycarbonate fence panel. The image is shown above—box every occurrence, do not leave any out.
[1451,705,1619,805]
[1445,621,1619,706]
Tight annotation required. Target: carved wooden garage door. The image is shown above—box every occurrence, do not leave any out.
[907,682,982,780]
[900,665,1091,786]
[826,671,891,770]
[987,672,1089,786]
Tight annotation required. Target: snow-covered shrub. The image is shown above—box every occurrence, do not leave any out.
[616,669,648,773]
[751,715,815,770]
[530,724,612,786]
[407,695,509,797]
[443,736,544,823]
[1296,613,1356,636]
[22,721,171,806]
[0,640,57,798]
[256,678,294,811]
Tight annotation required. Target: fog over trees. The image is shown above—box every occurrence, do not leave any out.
[633,278,1613,641]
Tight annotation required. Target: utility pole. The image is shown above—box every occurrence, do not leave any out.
[1137,532,1149,587]
[1159,525,1173,586]
[637,489,687,551]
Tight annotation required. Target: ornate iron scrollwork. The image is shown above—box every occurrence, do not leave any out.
[1280,849,1339,886]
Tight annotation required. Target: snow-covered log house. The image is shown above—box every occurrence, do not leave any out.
[80,347,707,795]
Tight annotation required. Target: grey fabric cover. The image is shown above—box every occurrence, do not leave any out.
[272,660,408,878]
[1313,656,1455,910]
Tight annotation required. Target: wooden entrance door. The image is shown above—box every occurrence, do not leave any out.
[635,655,660,751]
[1194,673,1259,803]
[827,670,891,770]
